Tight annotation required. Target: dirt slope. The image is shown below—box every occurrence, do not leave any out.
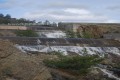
[0,30,16,37]
[0,40,52,80]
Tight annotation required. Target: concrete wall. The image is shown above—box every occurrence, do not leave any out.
[0,26,27,30]
[58,23,120,32]
[58,23,74,31]
[72,24,81,32]
[58,23,82,32]
[103,33,120,39]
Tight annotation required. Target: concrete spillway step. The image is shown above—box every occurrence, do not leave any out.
[0,37,120,47]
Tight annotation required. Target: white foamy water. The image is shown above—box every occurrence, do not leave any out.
[37,31,66,38]
[15,45,120,56]
[100,68,120,80]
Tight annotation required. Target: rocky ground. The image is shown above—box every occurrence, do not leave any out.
[0,30,16,37]
[0,40,54,80]
[0,40,120,80]
[76,24,120,39]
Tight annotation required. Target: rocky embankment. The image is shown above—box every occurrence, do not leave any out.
[0,40,120,80]
[77,24,120,38]
[0,30,16,37]
[0,40,53,80]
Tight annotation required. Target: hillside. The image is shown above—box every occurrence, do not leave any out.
[0,40,52,80]
[77,24,120,39]
[0,40,120,80]
[0,30,16,37]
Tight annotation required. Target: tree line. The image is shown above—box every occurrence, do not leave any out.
[0,13,57,27]
[0,13,35,24]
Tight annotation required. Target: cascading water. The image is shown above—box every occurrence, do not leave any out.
[15,45,120,56]
[99,68,120,80]
[37,31,66,38]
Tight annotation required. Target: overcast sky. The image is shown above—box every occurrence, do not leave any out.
[0,0,120,23]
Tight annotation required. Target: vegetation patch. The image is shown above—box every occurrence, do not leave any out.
[44,53,103,75]
[82,32,94,38]
[66,30,94,38]
[15,30,38,37]
[66,30,76,38]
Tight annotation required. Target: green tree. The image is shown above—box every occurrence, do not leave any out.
[5,14,11,19]
[44,20,50,26]
[66,30,76,38]
[0,13,4,18]
[76,30,81,38]
[82,32,94,38]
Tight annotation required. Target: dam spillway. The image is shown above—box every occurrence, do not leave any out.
[0,37,120,56]
[0,37,120,47]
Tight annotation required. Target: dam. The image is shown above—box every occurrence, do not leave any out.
[0,37,120,56]
[0,37,120,47]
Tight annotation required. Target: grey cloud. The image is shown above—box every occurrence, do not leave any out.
[23,8,109,23]
[1,0,119,23]
[0,0,42,10]
[42,2,88,9]
[0,0,88,11]
[0,2,13,9]
[0,0,21,9]
[107,6,120,10]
